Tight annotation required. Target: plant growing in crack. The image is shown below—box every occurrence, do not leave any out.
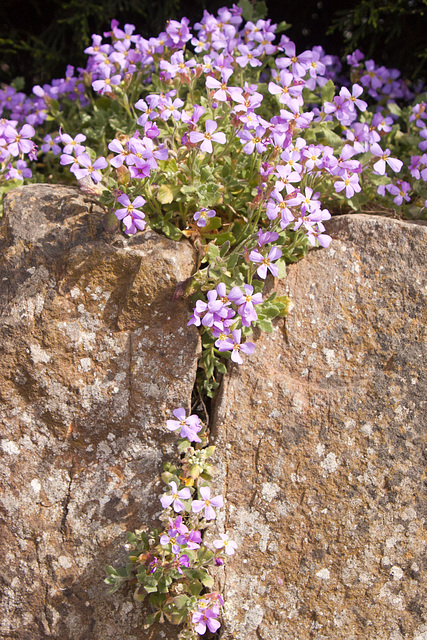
[105,408,234,638]
[0,0,426,635]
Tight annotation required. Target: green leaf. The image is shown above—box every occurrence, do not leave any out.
[133,586,147,602]
[180,184,197,195]
[205,216,222,231]
[215,231,235,245]
[219,240,231,257]
[206,241,220,259]
[197,547,214,564]
[142,576,159,594]
[321,79,335,104]
[318,125,343,148]
[238,0,254,21]
[158,184,178,204]
[126,532,139,545]
[277,259,287,279]
[149,592,167,608]
[387,101,403,117]
[199,572,214,588]
[216,361,227,375]
[275,295,293,316]
[161,220,183,241]
[177,438,192,453]
[143,611,161,629]
[256,318,274,333]
[157,575,172,593]
[173,594,191,609]
[189,580,203,596]
[276,21,291,34]
[252,0,268,20]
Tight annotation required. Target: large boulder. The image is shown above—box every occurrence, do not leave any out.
[0,185,201,639]
[213,215,427,640]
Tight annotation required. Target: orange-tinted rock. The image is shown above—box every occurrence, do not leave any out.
[213,215,427,640]
[0,185,200,639]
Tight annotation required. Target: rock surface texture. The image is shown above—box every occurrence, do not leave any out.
[0,185,200,639]
[1,187,426,640]
[213,214,427,640]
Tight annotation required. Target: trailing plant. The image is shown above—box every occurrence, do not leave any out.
[105,409,230,638]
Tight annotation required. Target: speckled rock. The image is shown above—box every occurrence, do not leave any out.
[213,214,427,640]
[0,185,201,640]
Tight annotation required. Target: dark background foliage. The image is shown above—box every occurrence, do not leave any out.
[0,0,426,91]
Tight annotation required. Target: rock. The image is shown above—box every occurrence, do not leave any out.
[212,214,427,640]
[0,185,201,639]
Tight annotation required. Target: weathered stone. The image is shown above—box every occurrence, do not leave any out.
[0,185,201,639]
[213,214,427,640]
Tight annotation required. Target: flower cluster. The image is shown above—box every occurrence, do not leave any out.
[105,408,235,639]
[1,2,425,392]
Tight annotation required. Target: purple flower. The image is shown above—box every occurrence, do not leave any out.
[188,290,229,328]
[239,125,267,155]
[41,134,61,155]
[6,159,32,180]
[334,172,361,199]
[114,194,146,235]
[92,68,121,94]
[166,407,202,442]
[74,153,108,183]
[213,533,238,556]
[160,524,183,553]
[174,554,190,574]
[339,84,367,112]
[165,17,192,47]
[165,516,202,549]
[228,284,263,327]
[386,181,411,205]
[4,123,35,156]
[193,208,215,227]
[257,229,279,247]
[248,246,282,279]
[217,328,255,365]
[192,608,221,635]
[189,119,226,153]
[60,132,86,156]
[191,486,223,520]
[370,143,403,175]
[160,481,191,513]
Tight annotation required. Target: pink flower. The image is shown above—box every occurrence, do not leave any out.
[192,608,221,635]
[217,328,255,364]
[114,194,146,235]
[213,533,238,555]
[248,246,282,279]
[166,407,202,442]
[189,119,226,153]
[370,143,403,175]
[191,486,223,520]
[160,481,191,513]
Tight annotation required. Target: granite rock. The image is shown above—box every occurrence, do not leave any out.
[0,185,201,640]
[1,187,426,640]
[212,214,427,640]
